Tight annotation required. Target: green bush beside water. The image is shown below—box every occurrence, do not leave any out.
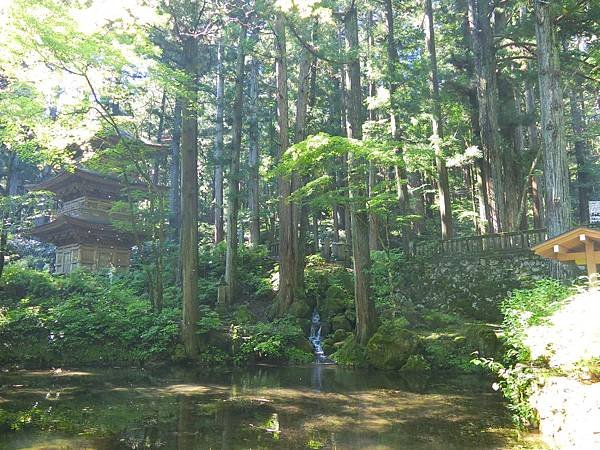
[0,246,313,368]
[473,279,573,428]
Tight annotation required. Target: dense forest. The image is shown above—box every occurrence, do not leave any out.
[0,0,599,446]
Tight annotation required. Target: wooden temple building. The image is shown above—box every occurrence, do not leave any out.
[532,226,600,278]
[29,168,141,274]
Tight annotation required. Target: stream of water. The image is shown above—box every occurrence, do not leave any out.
[309,309,331,363]
[0,366,545,449]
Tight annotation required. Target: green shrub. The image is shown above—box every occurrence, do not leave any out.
[501,279,572,361]
[473,280,573,428]
[234,317,313,365]
[400,354,431,373]
[0,263,57,304]
[331,335,367,367]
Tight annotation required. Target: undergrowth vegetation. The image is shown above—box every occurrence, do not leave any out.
[0,245,313,367]
[473,279,573,428]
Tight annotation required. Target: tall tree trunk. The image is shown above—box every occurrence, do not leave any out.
[384,0,412,249]
[345,5,377,346]
[292,41,312,302]
[214,40,225,244]
[468,0,507,232]
[248,57,261,246]
[224,26,247,307]
[180,36,200,358]
[152,91,167,186]
[275,13,297,314]
[500,76,525,231]
[467,88,491,234]
[570,87,589,224]
[169,99,182,235]
[366,11,380,252]
[152,92,167,311]
[525,79,544,228]
[424,0,453,239]
[338,29,352,251]
[534,0,572,276]
[0,153,17,281]
[534,0,571,237]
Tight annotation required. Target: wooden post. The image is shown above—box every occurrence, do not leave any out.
[584,237,597,284]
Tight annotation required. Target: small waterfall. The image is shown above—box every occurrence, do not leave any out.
[309,309,332,364]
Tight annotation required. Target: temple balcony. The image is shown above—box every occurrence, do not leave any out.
[53,196,132,224]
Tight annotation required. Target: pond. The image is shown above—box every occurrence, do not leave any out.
[0,365,544,449]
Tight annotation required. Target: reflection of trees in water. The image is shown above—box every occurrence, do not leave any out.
[0,368,535,449]
[177,395,195,450]
[218,400,233,450]
[311,364,323,390]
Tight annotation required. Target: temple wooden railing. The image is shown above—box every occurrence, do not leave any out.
[55,196,131,224]
[413,228,548,258]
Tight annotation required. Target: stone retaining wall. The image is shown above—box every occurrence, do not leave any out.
[399,251,553,321]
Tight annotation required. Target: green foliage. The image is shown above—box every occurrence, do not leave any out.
[0,263,314,368]
[1,263,57,304]
[330,336,367,367]
[0,266,180,366]
[304,255,353,323]
[197,243,275,306]
[197,305,223,334]
[472,357,538,429]
[472,280,573,428]
[573,357,600,383]
[400,354,431,373]
[500,279,572,361]
[235,317,313,365]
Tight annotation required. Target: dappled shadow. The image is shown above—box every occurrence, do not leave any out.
[0,366,543,449]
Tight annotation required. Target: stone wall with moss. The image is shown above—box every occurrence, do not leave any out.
[375,250,554,323]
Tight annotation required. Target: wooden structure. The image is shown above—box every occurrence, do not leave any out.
[29,168,141,274]
[414,228,548,258]
[532,227,600,277]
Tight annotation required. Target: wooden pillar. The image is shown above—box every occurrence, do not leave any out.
[584,238,597,278]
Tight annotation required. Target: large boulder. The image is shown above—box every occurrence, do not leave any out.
[323,329,351,355]
[331,336,367,367]
[366,320,419,370]
[464,323,499,358]
[318,285,349,318]
[288,300,312,319]
[331,314,352,332]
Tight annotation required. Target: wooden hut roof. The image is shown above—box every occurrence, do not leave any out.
[532,226,600,277]
[532,227,600,257]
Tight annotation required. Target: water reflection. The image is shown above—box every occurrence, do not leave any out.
[0,365,544,449]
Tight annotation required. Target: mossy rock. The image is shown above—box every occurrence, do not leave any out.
[331,329,350,343]
[464,324,499,358]
[171,344,187,363]
[331,336,367,367]
[344,307,356,324]
[322,338,336,355]
[423,311,458,328]
[331,314,352,332]
[453,297,502,322]
[322,330,348,357]
[366,321,419,370]
[400,354,431,373]
[318,286,349,318]
[288,300,312,319]
[295,337,315,354]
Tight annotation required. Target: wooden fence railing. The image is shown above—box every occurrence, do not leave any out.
[266,228,548,261]
[413,228,548,257]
